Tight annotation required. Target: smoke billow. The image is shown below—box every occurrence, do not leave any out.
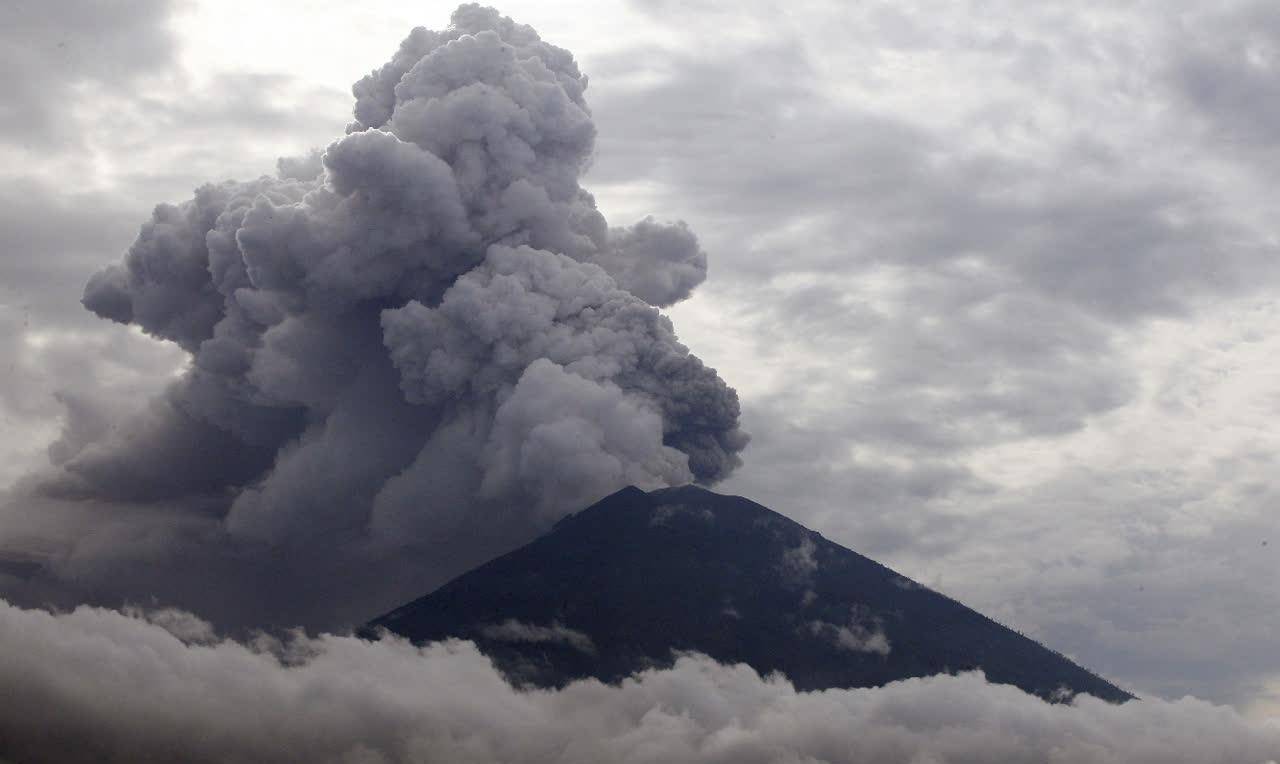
[2,600,1278,764]
[0,4,745,629]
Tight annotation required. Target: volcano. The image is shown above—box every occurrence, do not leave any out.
[364,485,1132,702]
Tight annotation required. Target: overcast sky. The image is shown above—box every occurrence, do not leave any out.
[4,0,1280,726]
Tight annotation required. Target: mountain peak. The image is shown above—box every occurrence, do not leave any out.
[366,485,1132,703]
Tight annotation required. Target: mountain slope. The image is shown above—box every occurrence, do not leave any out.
[364,485,1132,702]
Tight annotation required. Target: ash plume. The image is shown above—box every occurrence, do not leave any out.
[1,4,745,629]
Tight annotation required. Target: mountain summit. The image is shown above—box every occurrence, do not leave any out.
[365,485,1132,702]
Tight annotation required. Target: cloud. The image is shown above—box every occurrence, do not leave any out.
[0,178,187,488]
[0,0,176,149]
[1167,1,1280,159]
[590,217,707,307]
[806,612,891,656]
[1,4,746,631]
[573,0,1280,707]
[123,605,219,645]
[479,618,596,654]
[2,600,1278,764]
[589,0,1278,449]
[778,535,818,586]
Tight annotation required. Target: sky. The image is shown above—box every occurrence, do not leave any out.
[3,0,1280,751]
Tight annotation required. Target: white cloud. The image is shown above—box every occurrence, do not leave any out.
[2,601,1278,764]
[806,617,891,656]
[479,619,596,654]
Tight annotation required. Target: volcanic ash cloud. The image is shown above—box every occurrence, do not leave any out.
[6,4,746,628]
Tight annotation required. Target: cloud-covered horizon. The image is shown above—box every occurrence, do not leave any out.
[3,598,1278,764]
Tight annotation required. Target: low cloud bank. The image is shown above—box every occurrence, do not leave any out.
[1,600,1276,764]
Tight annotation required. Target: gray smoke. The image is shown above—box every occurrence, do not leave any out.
[2,4,744,630]
[2,600,1278,764]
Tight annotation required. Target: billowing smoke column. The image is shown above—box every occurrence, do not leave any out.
[32,4,744,628]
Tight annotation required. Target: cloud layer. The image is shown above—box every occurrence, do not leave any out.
[2,600,1277,764]
[575,0,1280,706]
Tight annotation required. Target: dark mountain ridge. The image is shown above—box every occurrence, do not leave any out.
[365,485,1132,703]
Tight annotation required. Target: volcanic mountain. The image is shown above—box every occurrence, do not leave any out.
[364,485,1132,702]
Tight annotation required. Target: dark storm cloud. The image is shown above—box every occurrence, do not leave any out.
[0,0,176,149]
[1,4,746,630]
[585,30,1266,493]
[592,36,1268,318]
[1168,1,1280,158]
[2,600,1278,764]
[584,0,1279,508]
